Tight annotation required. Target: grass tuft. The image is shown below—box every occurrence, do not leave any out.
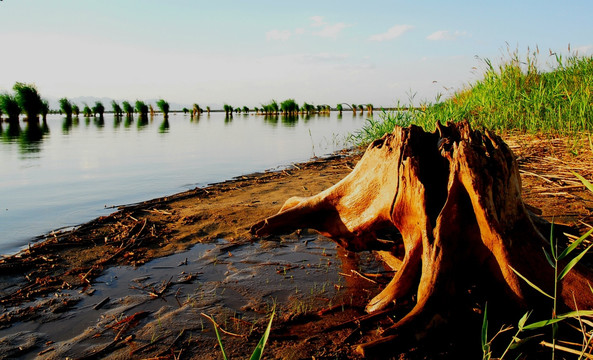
[352,48,593,147]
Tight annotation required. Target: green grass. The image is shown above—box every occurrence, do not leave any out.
[92,101,105,118]
[59,98,73,118]
[13,82,44,121]
[156,99,170,117]
[351,48,593,146]
[122,101,133,116]
[135,100,149,118]
[481,174,593,359]
[0,93,22,121]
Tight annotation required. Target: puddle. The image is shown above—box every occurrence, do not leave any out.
[0,234,384,359]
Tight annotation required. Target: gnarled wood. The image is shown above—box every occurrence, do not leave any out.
[251,121,593,355]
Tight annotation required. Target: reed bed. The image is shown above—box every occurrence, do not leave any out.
[351,49,593,146]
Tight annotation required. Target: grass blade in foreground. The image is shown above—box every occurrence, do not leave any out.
[250,308,275,360]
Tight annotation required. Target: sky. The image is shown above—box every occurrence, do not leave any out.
[1,0,592,109]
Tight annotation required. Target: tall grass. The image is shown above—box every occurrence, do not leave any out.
[0,94,22,122]
[59,98,73,119]
[156,99,170,118]
[135,100,149,119]
[92,101,105,118]
[352,48,593,146]
[111,100,122,117]
[83,104,92,117]
[280,99,298,114]
[122,101,133,116]
[13,82,43,121]
[41,100,49,121]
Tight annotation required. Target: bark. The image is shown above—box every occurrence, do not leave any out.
[251,121,593,354]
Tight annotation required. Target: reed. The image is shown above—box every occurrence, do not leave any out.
[41,100,49,121]
[0,93,21,122]
[352,48,593,146]
[122,101,133,116]
[280,99,298,115]
[111,100,122,117]
[156,99,170,118]
[13,82,43,121]
[135,100,149,119]
[413,49,593,134]
[82,104,92,117]
[59,98,73,119]
[192,103,201,118]
[92,101,105,118]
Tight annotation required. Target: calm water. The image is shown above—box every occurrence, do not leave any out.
[0,112,368,255]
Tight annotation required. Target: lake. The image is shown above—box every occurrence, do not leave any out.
[0,111,369,255]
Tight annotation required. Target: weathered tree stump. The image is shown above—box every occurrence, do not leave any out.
[251,121,593,356]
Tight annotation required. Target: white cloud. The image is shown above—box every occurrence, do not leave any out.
[295,28,305,35]
[426,30,467,41]
[368,25,413,42]
[313,22,349,39]
[308,15,350,39]
[266,29,291,41]
[310,16,326,27]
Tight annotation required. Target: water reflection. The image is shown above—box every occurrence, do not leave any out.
[281,114,298,126]
[1,121,21,140]
[94,116,105,128]
[263,115,278,126]
[113,116,122,129]
[0,121,50,154]
[62,117,73,133]
[137,116,149,129]
[124,115,133,128]
[159,118,169,133]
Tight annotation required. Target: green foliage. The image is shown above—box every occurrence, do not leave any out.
[0,93,22,121]
[82,104,92,117]
[72,104,80,116]
[261,100,279,115]
[349,107,415,145]
[59,98,73,118]
[13,82,43,120]
[351,48,593,147]
[301,102,315,114]
[111,100,122,116]
[135,100,148,118]
[242,106,249,113]
[412,50,593,133]
[280,99,298,113]
[156,99,170,115]
[122,101,133,115]
[41,100,49,120]
[92,101,105,117]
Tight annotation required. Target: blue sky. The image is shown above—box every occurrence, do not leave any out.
[1,0,592,108]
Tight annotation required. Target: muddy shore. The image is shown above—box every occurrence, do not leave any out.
[1,135,593,359]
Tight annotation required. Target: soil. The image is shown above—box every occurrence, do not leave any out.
[0,134,592,360]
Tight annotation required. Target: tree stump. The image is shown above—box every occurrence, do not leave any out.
[251,121,593,356]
